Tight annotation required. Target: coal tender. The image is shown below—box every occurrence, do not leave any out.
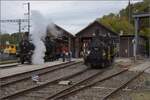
[84,29,116,68]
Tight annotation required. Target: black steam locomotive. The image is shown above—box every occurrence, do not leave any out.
[84,29,116,68]
[19,32,57,64]
[19,38,34,64]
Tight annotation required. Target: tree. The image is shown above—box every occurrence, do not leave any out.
[98,0,150,37]
[99,14,134,35]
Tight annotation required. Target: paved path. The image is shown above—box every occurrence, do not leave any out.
[0,58,83,78]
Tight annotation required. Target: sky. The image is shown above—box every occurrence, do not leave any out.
[0,0,142,35]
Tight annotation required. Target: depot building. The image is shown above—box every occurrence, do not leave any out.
[74,20,119,58]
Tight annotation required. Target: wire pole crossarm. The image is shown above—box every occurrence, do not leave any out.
[0,19,28,23]
[0,19,28,42]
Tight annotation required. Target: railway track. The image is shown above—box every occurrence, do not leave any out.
[0,61,82,99]
[1,64,128,100]
[53,67,150,100]
[0,63,19,69]
[0,60,18,65]
[2,65,106,100]
[45,69,107,100]
[1,63,87,100]
[47,68,128,100]
[2,62,148,100]
[102,66,150,100]
[1,61,78,86]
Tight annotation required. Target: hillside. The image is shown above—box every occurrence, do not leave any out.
[99,0,150,37]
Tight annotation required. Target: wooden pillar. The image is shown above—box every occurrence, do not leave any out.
[75,38,79,58]
[68,37,71,52]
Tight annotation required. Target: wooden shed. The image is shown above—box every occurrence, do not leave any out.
[75,20,119,58]
[119,35,149,57]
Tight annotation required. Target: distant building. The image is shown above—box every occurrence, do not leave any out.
[75,20,119,58]
[119,35,149,57]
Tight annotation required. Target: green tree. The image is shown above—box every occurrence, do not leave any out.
[99,0,150,37]
[99,14,134,35]
[0,32,23,46]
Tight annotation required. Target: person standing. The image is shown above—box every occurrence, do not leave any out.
[68,51,72,62]
[62,50,66,62]
[61,46,66,62]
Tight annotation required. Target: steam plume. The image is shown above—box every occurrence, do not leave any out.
[30,10,61,64]
[31,10,47,64]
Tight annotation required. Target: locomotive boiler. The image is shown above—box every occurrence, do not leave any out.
[19,32,57,64]
[84,29,116,68]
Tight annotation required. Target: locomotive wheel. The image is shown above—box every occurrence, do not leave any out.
[84,62,92,68]
[101,63,105,68]
[90,63,100,69]
[20,57,25,64]
[28,60,32,64]
[21,59,24,64]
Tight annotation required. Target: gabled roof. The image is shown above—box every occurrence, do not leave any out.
[54,24,74,38]
[75,20,118,37]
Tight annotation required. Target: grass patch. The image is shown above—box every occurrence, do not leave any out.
[131,91,150,100]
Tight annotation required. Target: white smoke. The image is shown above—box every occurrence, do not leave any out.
[47,22,62,38]
[30,10,62,64]
[30,10,47,64]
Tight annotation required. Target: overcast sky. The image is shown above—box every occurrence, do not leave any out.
[0,0,142,35]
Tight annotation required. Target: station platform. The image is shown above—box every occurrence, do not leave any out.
[0,58,83,78]
[0,63,19,68]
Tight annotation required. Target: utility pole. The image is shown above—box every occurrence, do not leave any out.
[23,2,30,35]
[18,19,21,33]
[128,0,131,58]
[0,19,28,33]
[128,0,131,23]
[27,2,30,34]
[0,19,28,42]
